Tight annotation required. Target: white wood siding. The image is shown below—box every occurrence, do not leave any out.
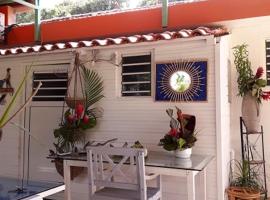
[0,36,230,200]
[82,37,218,200]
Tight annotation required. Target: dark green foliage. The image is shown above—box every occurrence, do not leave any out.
[233,44,268,103]
[229,160,260,190]
[159,134,178,151]
[233,44,253,97]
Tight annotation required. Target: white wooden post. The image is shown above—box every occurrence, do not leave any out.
[187,171,196,200]
[198,168,207,200]
[64,160,72,200]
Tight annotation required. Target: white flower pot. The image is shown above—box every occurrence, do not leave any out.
[242,92,261,132]
[174,148,192,159]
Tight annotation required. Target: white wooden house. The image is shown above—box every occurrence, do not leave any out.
[0,27,230,200]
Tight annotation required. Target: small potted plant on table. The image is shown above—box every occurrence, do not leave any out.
[159,107,197,158]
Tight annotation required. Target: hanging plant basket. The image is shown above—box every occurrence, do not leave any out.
[226,186,260,200]
[65,97,86,109]
[53,158,84,180]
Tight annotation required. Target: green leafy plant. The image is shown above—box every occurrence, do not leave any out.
[53,66,104,153]
[0,67,32,128]
[159,107,197,151]
[233,44,270,103]
[229,160,261,190]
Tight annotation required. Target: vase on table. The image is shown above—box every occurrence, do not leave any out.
[242,92,261,132]
[174,148,192,159]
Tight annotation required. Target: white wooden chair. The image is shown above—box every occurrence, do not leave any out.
[87,146,162,200]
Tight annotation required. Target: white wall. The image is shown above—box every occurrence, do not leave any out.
[0,62,25,178]
[70,36,228,200]
[216,16,270,193]
[0,36,230,200]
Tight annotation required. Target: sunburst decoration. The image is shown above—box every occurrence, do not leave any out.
[156,60,207,101]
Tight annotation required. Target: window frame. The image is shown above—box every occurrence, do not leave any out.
[266,39,270,86]
[32,70,68,102]
[117,50,154,98]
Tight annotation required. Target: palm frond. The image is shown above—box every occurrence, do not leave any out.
[82,66,104,109]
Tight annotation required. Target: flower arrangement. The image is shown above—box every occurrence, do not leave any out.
[233,44,270,103]
[159,107,197,151]
[53,66,104,154]
[54,103,97,153]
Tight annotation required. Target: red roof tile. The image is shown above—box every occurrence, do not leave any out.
[0,27,228,56]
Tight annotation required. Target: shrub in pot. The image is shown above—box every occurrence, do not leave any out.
[233,44,270,132]
[226,160,261,200]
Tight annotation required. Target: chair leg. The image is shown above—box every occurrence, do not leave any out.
[157,175,162,200]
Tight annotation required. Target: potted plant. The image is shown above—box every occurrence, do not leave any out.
[159,107,197,158]
[51,65,104,179]
[226,160,261,200]
[233,44,270,132]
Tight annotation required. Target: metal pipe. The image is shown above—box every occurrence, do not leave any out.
[162,0,168,28]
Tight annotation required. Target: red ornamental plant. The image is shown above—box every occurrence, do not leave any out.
[159,107,197,151]
[53,63,104,154]
[64,103,94,129]
[253,67,270,101]
[233,44,270,103]
[54,103,97,153]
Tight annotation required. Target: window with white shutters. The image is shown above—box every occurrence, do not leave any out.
[121,53,151,97]
[33,70,68,101]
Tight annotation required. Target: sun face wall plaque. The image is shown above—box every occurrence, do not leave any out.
[155,60,207,101]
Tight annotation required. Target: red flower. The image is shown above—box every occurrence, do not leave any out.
[168,128,178,137]
[83,115,89,124]
[75,104,84,118]
[67,115,75,124]
[262,92,270,100]
[255,67,264,78]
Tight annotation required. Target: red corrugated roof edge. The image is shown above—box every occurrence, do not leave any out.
[0,26,228,56]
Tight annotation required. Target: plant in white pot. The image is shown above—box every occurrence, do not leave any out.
[159,107,197,158]
[233,44,270,132]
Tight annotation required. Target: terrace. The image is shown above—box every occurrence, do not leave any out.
[0,0,270,200]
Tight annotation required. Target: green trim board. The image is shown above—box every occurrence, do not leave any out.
[162,0,168,28]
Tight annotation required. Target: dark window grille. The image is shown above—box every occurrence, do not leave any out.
[33,71,68,101]
[266,40,270,85]
[121,53,151,97]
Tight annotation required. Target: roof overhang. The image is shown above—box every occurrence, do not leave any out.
[0,27,229,57]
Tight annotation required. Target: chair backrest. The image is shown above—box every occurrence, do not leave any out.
[87,146,147,199]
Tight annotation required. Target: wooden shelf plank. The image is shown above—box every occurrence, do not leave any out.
[249,160,265,165]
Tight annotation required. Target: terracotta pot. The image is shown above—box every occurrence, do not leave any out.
[174,148,192,158]
[242,92,261,132]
